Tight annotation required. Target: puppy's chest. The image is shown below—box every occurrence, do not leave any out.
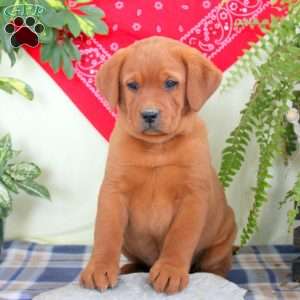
[124,166,184,237]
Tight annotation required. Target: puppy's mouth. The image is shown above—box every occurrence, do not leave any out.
[142,125,166,135]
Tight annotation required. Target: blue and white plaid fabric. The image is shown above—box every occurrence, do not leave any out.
[1,240,300,300]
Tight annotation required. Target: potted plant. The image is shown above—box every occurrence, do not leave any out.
[0,133,50,256]
[219,0,300,246]
[0,76,50,257]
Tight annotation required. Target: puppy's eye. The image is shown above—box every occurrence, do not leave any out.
[127,82,139,91]
[164,80,178,89]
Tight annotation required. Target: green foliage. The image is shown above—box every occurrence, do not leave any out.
[0,1,18,66]
[284,173,300,231]
[37,0,107,78]
[0,134,50,218]
[219,1,300,246]
[0,77,33,100]
[0,1,95,220]
[0,0,108,78]
[221,0,300,93]
[283,122,298,157]
[219,93,256,188]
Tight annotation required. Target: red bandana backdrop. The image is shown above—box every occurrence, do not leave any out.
[27,0,280,141]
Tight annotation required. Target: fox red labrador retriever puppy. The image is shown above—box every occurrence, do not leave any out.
[80,36,237,294]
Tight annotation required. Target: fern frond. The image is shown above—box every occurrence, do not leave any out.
[240,100,288,246]
[283,173,300,231]
[218,93,256,187]
[283,121,298,157]
[240,81,294,246]
[219,0,300,246]
[221,1,300,93]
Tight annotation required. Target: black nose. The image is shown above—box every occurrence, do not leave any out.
[141,109,160,124]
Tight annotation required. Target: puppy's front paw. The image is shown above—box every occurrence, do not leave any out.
[149,260,189,294]
[80,259,120,292]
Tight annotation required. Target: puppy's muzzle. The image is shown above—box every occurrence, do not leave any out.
[140,108,160,131]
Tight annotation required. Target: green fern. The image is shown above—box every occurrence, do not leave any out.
[241,87,290,245]
[219,0,300,246]
[284,173,300,231]
[221,1,300,93]
[219,92,256,188]
[283,122,298,157]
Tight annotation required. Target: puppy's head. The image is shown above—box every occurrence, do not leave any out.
[96,37,222,143]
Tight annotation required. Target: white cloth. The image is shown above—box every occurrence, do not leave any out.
[34,273,247,300]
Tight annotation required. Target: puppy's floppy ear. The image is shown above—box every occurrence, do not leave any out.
[95,48,128,109]
[181,47,222,112]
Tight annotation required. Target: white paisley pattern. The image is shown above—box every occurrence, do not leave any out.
[73,0,270,117]
[73,39,115,116]
[180,0,270,59]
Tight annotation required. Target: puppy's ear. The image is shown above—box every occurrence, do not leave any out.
[181,47,222,112]
[95,48,128,109]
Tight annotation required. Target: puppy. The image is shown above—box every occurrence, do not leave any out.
[80,36,237,294]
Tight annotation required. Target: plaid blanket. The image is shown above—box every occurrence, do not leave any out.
[0,241,300,300]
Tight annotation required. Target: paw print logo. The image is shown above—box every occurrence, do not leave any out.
[4,16,44,48]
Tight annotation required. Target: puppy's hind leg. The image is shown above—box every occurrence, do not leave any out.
[200,251,233,278]
[198,227,236,278]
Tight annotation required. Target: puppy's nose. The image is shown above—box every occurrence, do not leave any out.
[141,109,160,124]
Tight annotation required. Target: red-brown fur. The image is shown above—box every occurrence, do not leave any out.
[80,36,237,294]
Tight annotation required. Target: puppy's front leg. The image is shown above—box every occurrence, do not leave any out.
[80,180,128,292]
[149,194,208,294]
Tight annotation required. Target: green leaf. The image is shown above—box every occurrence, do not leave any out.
[0,77,33,100]
[0,182,12,210]
[0,134,12,175]
[0,0,14,6]
[7,51,17,67]
[41,42,55,62]
[41,10,66,29]
[0,134,12,148]
[74,15,96,37]
[62,50,74,79]
[79,5,105,17]
[1,174,18,194]
[93,19,109,35]
[50,46,62,73]
[64,39,80,60]
[43,0,65,9]
[85,16,108,35]
[66,13,81,37]
[0,13,17,66]
[6,162,42,181]
[38,27,55,44]
[0,81,13,94]
[17,181,50,200]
